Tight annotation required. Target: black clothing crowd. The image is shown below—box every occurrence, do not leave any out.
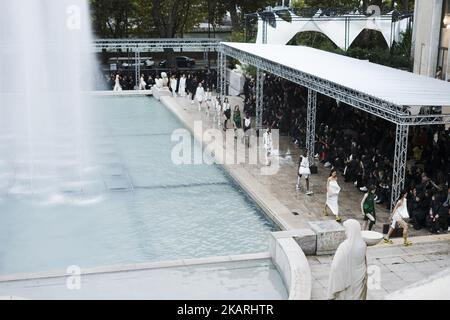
[243,74,450,234]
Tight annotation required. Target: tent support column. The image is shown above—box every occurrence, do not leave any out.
[134,49,140,90]
[306,89,317,166]
[256,68,265,132]
[391,124,409,210]
[218,51,227,102]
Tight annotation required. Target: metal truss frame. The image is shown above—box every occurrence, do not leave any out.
[256,68,265,131]
[217,51,227,102]
[306,89,317,166]
[219,42,450,209]
[134,50,141,90]
[391,124,409,209]
[93,38,220,52]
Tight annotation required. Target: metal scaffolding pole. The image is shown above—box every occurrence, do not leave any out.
[391,124,409,210]
[217,51,221,94]
[134,49,141,90]
[218,51,227,102]
[306,89,317,166]
[256,68,265,131]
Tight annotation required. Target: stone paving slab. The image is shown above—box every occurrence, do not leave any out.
[308,240,450,300]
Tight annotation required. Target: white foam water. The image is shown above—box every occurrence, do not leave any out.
[0,0,97,200]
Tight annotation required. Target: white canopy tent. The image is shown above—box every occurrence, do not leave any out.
[217,42,450,208]
[224,43,450,107]
[256,11,410,50]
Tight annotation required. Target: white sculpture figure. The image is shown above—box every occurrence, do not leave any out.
[113,74,122,91]
[327,219,368,300]
[161,72,169,88]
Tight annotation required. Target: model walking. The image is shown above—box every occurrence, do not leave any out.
[384,190,412,246]
[233,105,242,140]
[325,169,342,222]
[263,126,273,166]
[297,150,313,195]
[361,186,377,230]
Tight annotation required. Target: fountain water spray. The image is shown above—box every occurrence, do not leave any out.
[0,0,97,200]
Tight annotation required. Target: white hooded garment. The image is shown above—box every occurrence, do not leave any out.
[327,219,368,300]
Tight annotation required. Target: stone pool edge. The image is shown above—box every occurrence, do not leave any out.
[159,96,298,231]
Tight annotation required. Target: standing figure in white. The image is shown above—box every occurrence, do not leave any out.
[263,127,273,166]
[195,83,205,112]
[113,74,122,92]
[170,75,178,97]
[179,74,187,97]
[327,219,368,300]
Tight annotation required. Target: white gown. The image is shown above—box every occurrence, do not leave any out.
[170,78,178,96]
[113,76,122,91]
[326,179,341,216]
[195,87,205,102]
[391,198,409,228]
[139,77,147,90]
[327,219,368,300]
[179,77,186,97]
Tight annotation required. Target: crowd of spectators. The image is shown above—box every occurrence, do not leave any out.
[105,69,217,92]
[242,74,450,233]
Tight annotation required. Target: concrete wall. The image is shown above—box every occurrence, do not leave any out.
[413,0,443,77]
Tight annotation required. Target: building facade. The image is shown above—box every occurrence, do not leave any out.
[413,0,450,79]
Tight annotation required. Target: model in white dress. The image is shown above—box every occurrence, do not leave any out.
[297,151,313,195]
[139,75,147,90]
[384,191,412,246]
[263,128,273,166]
[113,75,122,91]
[179,75,186,97]
[195,84,205,111]
[327,219,368,300]
[170,76,178,97]
[325,170,341,222]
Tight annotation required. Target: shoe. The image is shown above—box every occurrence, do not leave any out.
[359,187,368,192]
[296,185,301,191]
[404,240,413,247]
[306,191,314,196]
[354,181,358,186]
[324,162,331,168]
[335,216,342,222]
[375,199,382,204]
[383,238,393,244]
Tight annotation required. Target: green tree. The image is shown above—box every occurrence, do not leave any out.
[91,0,139,38]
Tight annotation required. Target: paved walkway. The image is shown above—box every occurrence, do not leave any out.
[162,94,432,236]
[308,235,450,300]
[161,94,450,300]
